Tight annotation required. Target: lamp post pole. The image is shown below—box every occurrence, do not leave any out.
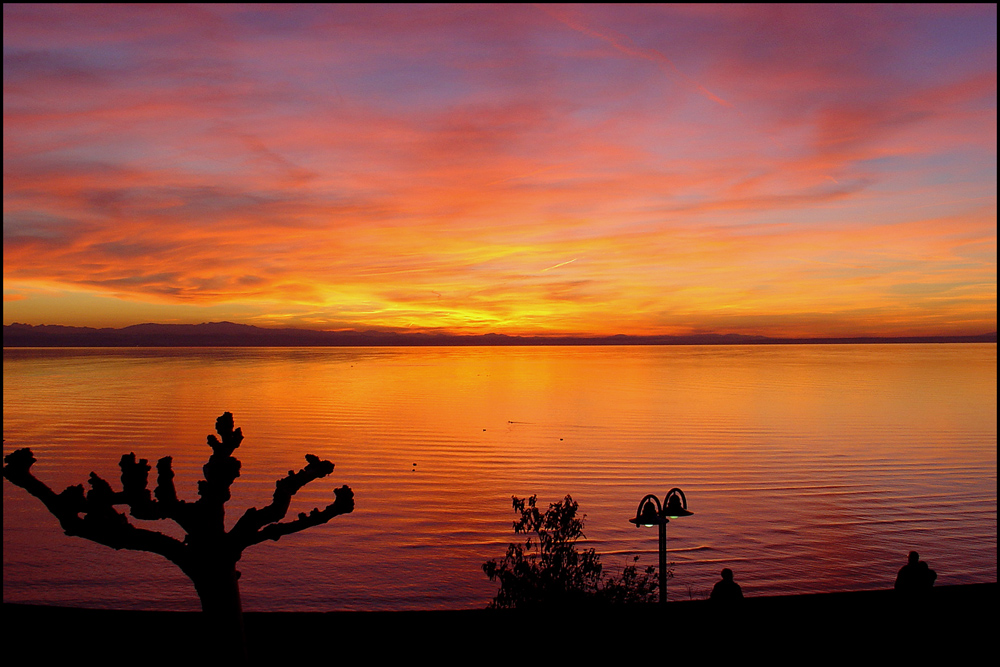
[658,517,668,604]
[630,488,692,604]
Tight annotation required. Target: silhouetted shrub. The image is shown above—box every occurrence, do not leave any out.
[483,494,660,608]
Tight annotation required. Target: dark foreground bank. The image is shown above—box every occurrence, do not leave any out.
[5,584,995,661]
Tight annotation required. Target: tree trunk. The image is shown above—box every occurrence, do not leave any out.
[189,563,247,660]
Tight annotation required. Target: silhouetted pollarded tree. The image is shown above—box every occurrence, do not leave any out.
[2,412,354,657]
[483,495,659,608]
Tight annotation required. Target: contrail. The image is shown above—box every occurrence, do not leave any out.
[538,5,732,109]
[542,258,578,272]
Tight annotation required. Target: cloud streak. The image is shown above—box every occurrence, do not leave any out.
[538,4,733,108]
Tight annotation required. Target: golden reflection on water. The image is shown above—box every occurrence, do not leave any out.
[3,344,996,610]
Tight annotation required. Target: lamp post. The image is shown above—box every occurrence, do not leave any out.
[629,488,692,604]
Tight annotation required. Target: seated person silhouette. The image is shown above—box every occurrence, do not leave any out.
[894,551,937,591]
[710,568,744,601]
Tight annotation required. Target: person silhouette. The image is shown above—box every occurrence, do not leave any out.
[895,551,937,591]
[916,560,937,587]
[710,568,744,601]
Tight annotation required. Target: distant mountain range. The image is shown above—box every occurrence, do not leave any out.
[3,322,996,347]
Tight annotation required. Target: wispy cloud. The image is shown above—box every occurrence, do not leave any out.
[538,4,733,108]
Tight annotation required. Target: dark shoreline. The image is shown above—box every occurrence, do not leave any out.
[4,321,996,347]
[5,584,996,659]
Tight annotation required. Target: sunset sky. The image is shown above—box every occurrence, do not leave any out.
[3,4,996,337]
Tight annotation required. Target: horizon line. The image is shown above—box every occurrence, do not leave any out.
[3,321,996,347]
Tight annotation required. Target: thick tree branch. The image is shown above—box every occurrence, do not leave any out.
[3,448,186,562]
[118,452,200,535]
[120,452,157,518]
[229,453,351,548]
[239,485,355,549]
[71,514,188,561]
[154,456,178,505]
[194,412,244,533]
[3,449,66,514]
[150,455,196,531]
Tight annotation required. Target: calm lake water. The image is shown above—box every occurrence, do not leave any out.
[3,345,996,611]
